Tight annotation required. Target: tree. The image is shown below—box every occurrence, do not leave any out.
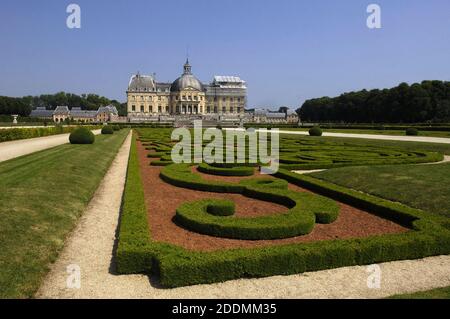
[297,80,450,123]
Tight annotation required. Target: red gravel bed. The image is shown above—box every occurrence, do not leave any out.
[137,141,408,252]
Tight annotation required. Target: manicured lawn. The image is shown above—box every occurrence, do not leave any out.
[388,286,450,299]
[280,133,450,155]
[311,163,450,218]
[284,128,450,138]
[0,129,128,298]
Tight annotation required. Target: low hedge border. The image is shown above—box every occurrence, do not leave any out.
[197,162,255,176]
[174,179,339,240]
[116,134,450,288]
[0,125,100,143]
[150,160,173,166]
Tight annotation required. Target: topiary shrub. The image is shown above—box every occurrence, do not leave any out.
[406,127,419,136]
[206,200,235,216]
[309,126,322,136]
[69,127,95,144]
[112,125,120,131]
[101,125,114,134]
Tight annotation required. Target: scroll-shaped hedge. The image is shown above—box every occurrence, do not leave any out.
[197,163,255,176]
[173,176,339,240]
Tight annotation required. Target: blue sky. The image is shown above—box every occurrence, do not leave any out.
[0,0,449,109]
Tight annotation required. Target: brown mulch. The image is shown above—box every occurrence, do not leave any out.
[137,141,408,252]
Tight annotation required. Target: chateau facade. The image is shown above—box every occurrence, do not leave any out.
[126,60,247,117]
[30,105,119,123]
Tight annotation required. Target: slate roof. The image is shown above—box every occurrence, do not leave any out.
[53,106,70,114]
[30,107,53,118]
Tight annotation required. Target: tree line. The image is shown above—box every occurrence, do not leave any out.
[0,92,127,117]
[297,80,450,123]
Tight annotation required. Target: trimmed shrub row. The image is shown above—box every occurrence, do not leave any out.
[406,127,419,136]
[0,125,99,143]
[197,162,255,176]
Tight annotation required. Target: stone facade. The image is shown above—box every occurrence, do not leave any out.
[246,108,299,124]
[30,105,119,123]
[127,60,247,120]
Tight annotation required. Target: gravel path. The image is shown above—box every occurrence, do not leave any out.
[36,131,450,298]
[0,129,101,163]
[225,128,450,144]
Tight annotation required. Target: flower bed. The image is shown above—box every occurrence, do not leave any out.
[116,133,450,288]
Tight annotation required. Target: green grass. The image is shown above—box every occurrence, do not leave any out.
[0,129,128,298]
[388,286,450,299]
[280,133,450,155]
[284,127,450,138]
[311,163,450,218]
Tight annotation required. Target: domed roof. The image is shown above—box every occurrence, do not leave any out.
[170,59,203,92]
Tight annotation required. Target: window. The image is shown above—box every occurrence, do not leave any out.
[230,107,234,113]
[158,105,162,112]
[238,98,241,102]
[222,98,226,102]
[222,107,226,113]
[207,106,210,113]
[132,105,136,111]
[140,105,144,112]
[158,96,161,101]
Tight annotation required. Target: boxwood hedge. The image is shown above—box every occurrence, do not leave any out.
[116,133,450,288]
[206,199,235,216]
[197,162,255,176]
[175,178,339,240]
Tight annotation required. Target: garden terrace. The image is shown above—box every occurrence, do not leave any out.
[114,128,450,288]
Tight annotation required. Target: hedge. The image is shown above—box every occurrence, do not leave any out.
[116,132,450,288]
[206,199,235,216]
[277,142,443,170]
[406,127,419,136]
[69,127,95,144]
[309,126,322,136]
[0,125,99,143]
[174,179,339,240]
[101,125,114,134]
[197,162,255,176]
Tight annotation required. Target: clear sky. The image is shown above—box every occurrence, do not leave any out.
[0,0,449,109]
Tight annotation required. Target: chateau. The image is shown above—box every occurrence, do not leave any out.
[126,60,247,119]
[30,105,119,123]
